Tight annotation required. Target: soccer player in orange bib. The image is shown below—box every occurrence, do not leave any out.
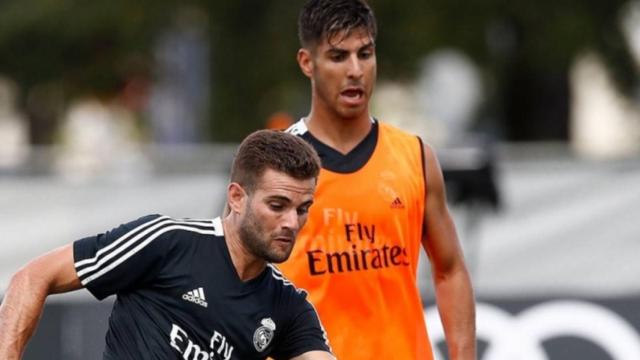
[278,0,477,359]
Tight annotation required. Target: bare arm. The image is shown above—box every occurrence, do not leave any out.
[290,350,336,360]
[422,143,477,360]
[0,244,81,359]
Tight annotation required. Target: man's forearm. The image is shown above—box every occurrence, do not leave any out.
[0,270,49,359]
[434,267,477,360]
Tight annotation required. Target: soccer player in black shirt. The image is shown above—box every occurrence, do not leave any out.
[0,130,335,360]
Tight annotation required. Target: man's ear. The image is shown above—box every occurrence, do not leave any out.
[297,48,314,79]
[227,182,247,214]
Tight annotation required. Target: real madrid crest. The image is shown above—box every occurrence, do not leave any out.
[253,318,276,352]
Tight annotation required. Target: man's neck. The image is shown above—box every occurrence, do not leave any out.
[221,217,266,282]
[305,109,372,155]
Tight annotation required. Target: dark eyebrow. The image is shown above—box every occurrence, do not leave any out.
[327,47,349,55]
[266,195,292,203]
[327,41,375,54]
[299,200,314,209]
[266,196,313,209]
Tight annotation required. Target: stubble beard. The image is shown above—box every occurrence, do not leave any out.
[238,207,291,264]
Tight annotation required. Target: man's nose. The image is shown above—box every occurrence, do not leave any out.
[281,209,299,230]
[346,55,364,79]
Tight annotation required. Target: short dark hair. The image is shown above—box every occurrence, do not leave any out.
[230,130,321,192]
[298,0,377,48]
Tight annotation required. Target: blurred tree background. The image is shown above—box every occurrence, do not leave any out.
[0,0,182,144]
[0,0,637,142]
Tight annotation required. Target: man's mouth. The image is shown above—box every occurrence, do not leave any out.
[340,87,365,104]
[341,88,363,97]
[273,231,295,243]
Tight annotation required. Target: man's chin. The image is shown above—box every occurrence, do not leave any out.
[267,251,292,264]
[337,106,367,121]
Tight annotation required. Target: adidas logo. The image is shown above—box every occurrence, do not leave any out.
[182,287,208,308]
[390,197,404,209]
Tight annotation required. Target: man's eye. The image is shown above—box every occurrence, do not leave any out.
[297,207,310,215]
[269,203,284,211]
[359,51,372,59]
[330,53,346,61]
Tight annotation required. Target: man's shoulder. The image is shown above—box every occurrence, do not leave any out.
[110,215,224,248]
[376,119,420,139]
[129,215,222,233]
